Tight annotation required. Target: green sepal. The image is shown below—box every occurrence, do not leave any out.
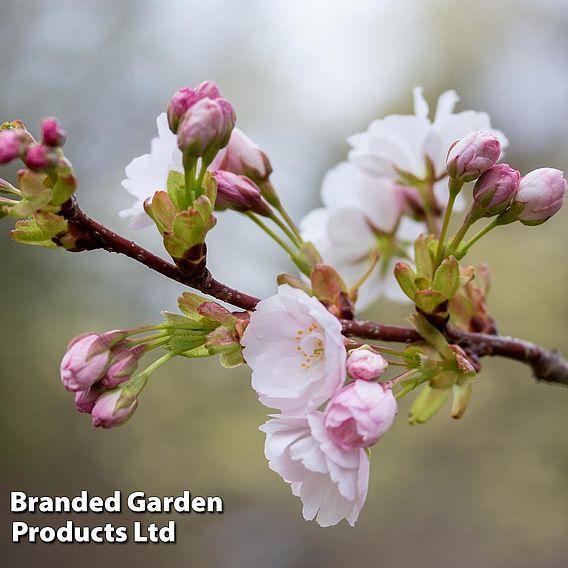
[394,261,418,301]
[414,289,446,313]
[202,171,218,205]
[277,273,313,295]
[408,313,454,360]
[414,234,434,281]
[451,376,473,419]
[9,171,53,218]
[167,170,189,211]
[290,242,323,276]
[431,255,460,300]
[409,385,450,424]
[145,191,176,234]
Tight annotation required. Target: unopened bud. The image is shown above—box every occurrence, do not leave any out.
[472,164,520,217]
[100,344,146,388]
[91,389,137,429]
[41,117,66,147]
[177,98,235,158]
[210,128,272,184]
[346,346,389,381]
[0,130,23,164]
[211,170,268,214]
[74,385,104,414]
[167,80,222,133]
[60,333,111,392]
[514,168,566,226]
[323,381,397,449]
[447,130,501,182]
[23,144,58,171]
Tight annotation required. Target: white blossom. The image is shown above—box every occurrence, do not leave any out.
[241,285,346,415]
[260,412,369,527]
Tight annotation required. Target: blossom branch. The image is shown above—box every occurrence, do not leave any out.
[341,319,568,386]
[60,198,259,311]
[57,199,568,386]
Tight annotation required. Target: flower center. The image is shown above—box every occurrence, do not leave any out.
[295,324,324,369]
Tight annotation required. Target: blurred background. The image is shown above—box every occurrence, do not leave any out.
[1,0,568,566]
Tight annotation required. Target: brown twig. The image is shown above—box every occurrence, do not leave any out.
[60,199,568,386]
[60,198,259,311]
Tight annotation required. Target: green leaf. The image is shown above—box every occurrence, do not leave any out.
[310,263,346,304]
[451,376,473,419]
[10,213,67,248]
[145,191,176,234]
[414,289,445,313]
[414,234,434,281]
[220,348,245,368]
[408,313,454,360]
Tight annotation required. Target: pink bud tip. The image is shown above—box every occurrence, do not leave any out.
[176,97,236,158]
[100,344,145,388]
[60,333,111,392]
[74,386,104,414]
[211,170,266,214]
[323,381,398,450]
[41,117,66,147]
[91,390,137,429]
[0,130,23,164]
[447,130,502,182]
[514,168,567,225]
[346,347,388,381]
[167,81,222,133]
[473,163,521,216]
[23,144,57,171]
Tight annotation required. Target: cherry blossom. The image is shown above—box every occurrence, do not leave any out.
[241,285,346,414]
[261,413,369,527]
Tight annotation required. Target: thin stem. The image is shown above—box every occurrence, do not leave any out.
[349,250,379,298]
[245,212,297,257]
[449,210,476,251]
[267,210,302,247]
[139,351,176,380]
[456,218,500,259]
[275,202,303,243]
[435,179,462,266]
[128,332,168,347]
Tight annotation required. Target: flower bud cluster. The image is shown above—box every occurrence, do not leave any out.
[60,331,146,428]
[446,130,566,226]
[167,81,235,160]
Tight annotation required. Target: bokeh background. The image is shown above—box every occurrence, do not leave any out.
[1,0,568,566]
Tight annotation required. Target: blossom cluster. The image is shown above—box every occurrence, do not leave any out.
[1,80,566,530]
[242,285,396,526]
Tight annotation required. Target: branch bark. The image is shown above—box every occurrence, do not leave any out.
[60,199,568,386]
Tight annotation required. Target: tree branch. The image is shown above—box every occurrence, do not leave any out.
[59,199,568,386]
[341,319,568,386]
[60,198,260,311]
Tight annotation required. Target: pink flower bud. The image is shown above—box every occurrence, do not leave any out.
[447,130,502,182]
[211,170,270,215]
[177,97,236,158]
[472,164,520,216]
[514,168,566,225]
[210,128,272,183]
[91,389,137,429]
[60,333,111,392]
[100,345,146,388]
[74,385,105,414]
[0,130,23,164]
[346,347,388,381]
[41,117,66,147]
[323,381,398,450]
[23,144,58,171]
[167,81,222,133]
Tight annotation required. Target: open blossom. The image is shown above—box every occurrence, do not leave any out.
[261,413,369,527]
[300,89,508,309]
[323,381,398,450]
[241,285,346,415]
[120,113,182,229]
